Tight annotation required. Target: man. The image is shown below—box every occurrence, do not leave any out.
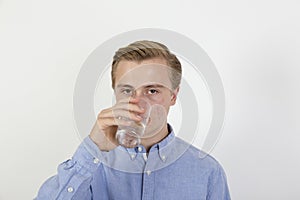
[36,40,231,199]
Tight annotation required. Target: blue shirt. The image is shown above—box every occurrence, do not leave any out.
[35,124,231,200]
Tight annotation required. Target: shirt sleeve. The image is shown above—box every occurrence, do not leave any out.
[206,163,231,200]
[35,136,107,200]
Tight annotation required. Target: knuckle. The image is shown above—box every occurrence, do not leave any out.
[97,109,107,119]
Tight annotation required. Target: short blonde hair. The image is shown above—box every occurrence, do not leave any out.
[111,40,182,90]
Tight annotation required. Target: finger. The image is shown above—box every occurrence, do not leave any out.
[114,102,145,113]
[116,98,145,111]
[117,97,139,104]
[99,108,142,122]
[111,109,143,122]
[98,116,132,128]
[98,108,141,123]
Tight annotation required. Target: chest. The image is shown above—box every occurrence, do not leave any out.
[92,165,209,200]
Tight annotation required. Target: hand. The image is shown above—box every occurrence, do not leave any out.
[89,98,145,151]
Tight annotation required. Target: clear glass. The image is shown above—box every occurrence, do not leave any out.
[115,99,151,148]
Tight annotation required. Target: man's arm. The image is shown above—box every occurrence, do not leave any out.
[35,136,107,200]
[206,163,231,200]
[35,98,143,199]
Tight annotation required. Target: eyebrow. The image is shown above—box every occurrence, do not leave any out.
[116,84,134,89]
[116,84,165,89]
[143,84,165,88]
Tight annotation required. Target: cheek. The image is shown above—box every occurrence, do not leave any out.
[147,95,170,109]
[145,94,163,103]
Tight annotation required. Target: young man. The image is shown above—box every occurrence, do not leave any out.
[36,40,231,199]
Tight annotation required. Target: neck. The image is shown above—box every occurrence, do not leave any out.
[141,123,169,153]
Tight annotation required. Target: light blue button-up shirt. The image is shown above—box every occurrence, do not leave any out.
[36,124,231,200]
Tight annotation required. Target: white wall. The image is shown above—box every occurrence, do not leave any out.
[1,0,299,199]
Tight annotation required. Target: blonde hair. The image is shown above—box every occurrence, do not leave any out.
[111,40,182,90]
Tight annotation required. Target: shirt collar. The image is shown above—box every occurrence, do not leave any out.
[96,123,191,173]
[156,123,175,149]
[123,123,175,161]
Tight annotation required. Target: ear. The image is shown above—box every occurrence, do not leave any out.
[170,86,180,106]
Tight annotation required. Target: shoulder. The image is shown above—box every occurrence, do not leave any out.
[173,136,223,171]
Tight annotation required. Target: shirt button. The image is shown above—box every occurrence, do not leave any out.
[146,170,151,176]
[131,154,135,159]
[93,158,100,164]
[161,155,166,161]
[137,147,142,152]
[67,187,74,193]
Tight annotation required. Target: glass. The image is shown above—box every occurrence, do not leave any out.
[115,98,151,148]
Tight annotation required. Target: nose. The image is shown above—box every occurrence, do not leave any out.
[131,88,144,100]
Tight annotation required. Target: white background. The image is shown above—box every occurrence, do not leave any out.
[1,0,300,199]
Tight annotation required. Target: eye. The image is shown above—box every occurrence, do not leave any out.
[121,88,133,95]
[147,89,159,95]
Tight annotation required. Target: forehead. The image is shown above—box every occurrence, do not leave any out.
[115,58,173,90]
